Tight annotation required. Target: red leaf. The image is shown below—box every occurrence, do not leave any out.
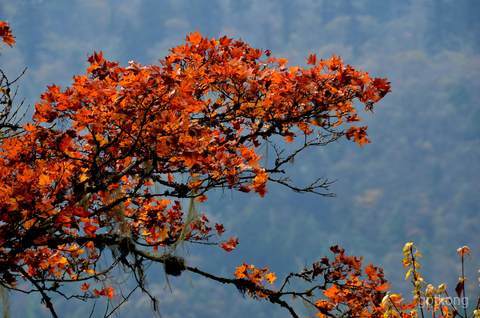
[220,237,239,252]
[215,223,225,236]
[307,53,317,65]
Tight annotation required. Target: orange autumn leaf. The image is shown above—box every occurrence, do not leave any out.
[284,134,295,143]
[220,237,239,252]
[83,223,98,236]
[365,264,379,280]
[195,194,208,202]
[375,282,390,292]
[38,174,52,187]
[23,218,36,230]
[104,287,115,299]
[315,300,335,311]
[0,21,15,47]
[80,283,90,292]
[234,264,248,279]
[187,31,202,45]
[324,284,341,300]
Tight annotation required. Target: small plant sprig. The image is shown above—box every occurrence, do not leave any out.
[382,243,479,318]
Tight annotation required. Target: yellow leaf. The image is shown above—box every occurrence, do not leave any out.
[57,256,69,266]
[403,242,414,254]
[405,268,413,280]
[85,268,95,275]
[79,168,89,182]
[437,283,447,293]
[265,272,277,284]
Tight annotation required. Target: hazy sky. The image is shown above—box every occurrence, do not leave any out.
[1,1,479,317]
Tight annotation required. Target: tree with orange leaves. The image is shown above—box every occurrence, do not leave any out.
[0,21,398,317]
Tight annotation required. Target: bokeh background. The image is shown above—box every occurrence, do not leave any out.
[1,0,479,317]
